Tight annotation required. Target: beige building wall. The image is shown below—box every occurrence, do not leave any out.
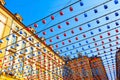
[0,2,65,80]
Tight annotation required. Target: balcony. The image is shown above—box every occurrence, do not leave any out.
[8,47,16,53]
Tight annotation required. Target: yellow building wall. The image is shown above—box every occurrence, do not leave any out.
[0,4,65,80]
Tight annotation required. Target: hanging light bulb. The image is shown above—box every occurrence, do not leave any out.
[116,29,119,33]
[42,31,46,35]
[69,6,73,11]
[79,27,82,30]
[109,44,112,47]
[108,39,111,42]
[116,36,119,39]
[56,36,60,39]
[80,2,84,6]
[100,35,103,38]
[42,19,46,24]
[75,17,78,21]
[68,40,71,43]
[71,30,74,34]
[60,11,64,16]
[50,28,54,32]
[51,15,55,20]
[95,43,97,46]
[83,34,86,38]
[107,32,110,36]
[75,37,78,40]
[58,25,62,29]
[34,23,38,28]
[64,33,67,37]
[102,41,104,44]
[56,44,58,48]
[116,41,119,44]
[66,21,70,25]
[26,27,30,31]
[93,38,96,41]
[96,48,99,51]
[49,39,52,42]
[62,42,65,45]
[0,40,3,43]
[114,0,119,4]
[35,34,39,38]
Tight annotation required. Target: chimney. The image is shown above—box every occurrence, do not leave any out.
[0,0,5,5]
[14,13,23,22]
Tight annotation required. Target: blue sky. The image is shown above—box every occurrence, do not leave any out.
[5,0,73,25]
[4,0,120,80]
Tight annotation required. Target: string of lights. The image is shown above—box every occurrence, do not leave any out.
[0,4,119,53]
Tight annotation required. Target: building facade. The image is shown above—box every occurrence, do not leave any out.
[0,1,65,80]
[63,56,108,80]
[116,49,120,80]
[63,56,93,80]
[90,57,108,80]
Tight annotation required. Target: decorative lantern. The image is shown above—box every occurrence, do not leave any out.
[56,44,58,48]
[35,34,39,38]
[103,46,105,49]
[108,39,111,42]
[79,27,82,31]
[83,34,86,37]
[69,6,73,11]
[93,38,96,41]
[102,41,104,44]
[107,32,110,36]
[100,35,103,38]
[96,48,99,51]
[95,43,97,46]
[51,15,55,20]
[116,29,119,33]
[26,27,30,31]
[50,28,54,32]
[109,44,112,47]
[71,30,74,34]
[58,25,62,29]
[49,39,52,42]
[64,33,67,37]
[34,23,38,28]
[56,36,60,39]
[75,17,78,21]
[116,36,119,39]
[62,42,65,45]
[104,5,108,9]
[80,2,84,6]
[116,41,119,44]
[76,37,78,40]
[68,40,71,43]
[42,31,46,35]
[66,21,70,25]
[60,11,64,15]
[42,19,46,24]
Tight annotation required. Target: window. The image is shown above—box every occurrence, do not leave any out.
[11,34,17,48]
[82,68,87,77]
[23,31,27,37]
[95,68,99,75]
[21,41,26,53]
[0,13,6,38]
[14,26,19,31]
[12,23,19,32]
[29,47,33,58]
